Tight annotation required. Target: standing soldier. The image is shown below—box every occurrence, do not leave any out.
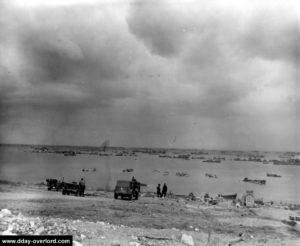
[79,178,86,197]
[132,176,137,191]
[157,184,161,198]
[131,176,136,193]
[162,183,168,198]
[131,176,139,199]
[132,176,137,185]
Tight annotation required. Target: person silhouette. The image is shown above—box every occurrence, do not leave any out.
[79,178,85,197]
[162,183,168,198]
[157,184,161,198]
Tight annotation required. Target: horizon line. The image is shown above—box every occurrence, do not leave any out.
[0,142,297,153]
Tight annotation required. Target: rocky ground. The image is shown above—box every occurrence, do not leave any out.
[0,182,300,246]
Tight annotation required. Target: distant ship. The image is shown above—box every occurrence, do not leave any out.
[63,151,76,156]
[220,193,237,200]
[243,178,266,185]
[266,173,281,178]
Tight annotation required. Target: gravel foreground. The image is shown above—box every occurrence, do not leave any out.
[0,183,300,246]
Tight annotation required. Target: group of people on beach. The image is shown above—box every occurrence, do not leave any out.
[157,183,168,198]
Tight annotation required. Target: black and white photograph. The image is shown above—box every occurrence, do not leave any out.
[0,0,300,245]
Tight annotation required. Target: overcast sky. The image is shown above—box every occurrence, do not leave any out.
[0,0,300,151]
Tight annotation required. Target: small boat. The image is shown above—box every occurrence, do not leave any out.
[163,171,169,176]
[191,156,205,159]
[243,178,266,185]
[122,168,134,172]
[63,151,76,156]
[82,168,96,172]
[266,173,281,177]
[159,154,173,158]
[272,160,286,165]
[203,159,221,163]
[221,193,237,200]
[176,172,189,177]
[205,173,217,178]
[175,154,190,160]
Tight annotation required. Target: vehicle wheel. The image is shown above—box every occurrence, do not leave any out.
[48,187,51,191]
[135,194,139,200]
[129,195,132,200]
[121,195,124,200]
[114,194,118,199]
[62,190,66,195]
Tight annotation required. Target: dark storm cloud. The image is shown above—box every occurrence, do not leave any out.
[1,0,300,150]
[19,26,127,85]
[0,3,136,108]
[0,1,139,144]
[126,0,258,117]
[22,35,83,82]
[25,10,128,82]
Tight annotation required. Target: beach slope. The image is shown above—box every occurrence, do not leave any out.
[0,183,299,246]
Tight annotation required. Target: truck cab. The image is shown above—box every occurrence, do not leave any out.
[114,180,140,200]
[46,179,63,191]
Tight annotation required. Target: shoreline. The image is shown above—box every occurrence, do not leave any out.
[1,142,299,154]
[1,179,299,207]
[0,181,300,245]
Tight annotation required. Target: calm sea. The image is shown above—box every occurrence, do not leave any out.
[0,145,299,203]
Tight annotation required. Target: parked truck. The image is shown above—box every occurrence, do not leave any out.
[114,180,141,200]
[46,179,63,191]
[62,181,81,196]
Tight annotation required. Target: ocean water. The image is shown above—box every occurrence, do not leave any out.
[0,145,299,203]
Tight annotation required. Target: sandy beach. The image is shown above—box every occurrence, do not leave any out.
[0,181,300,246]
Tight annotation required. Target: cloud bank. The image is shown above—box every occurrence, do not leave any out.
[0,0,299,150]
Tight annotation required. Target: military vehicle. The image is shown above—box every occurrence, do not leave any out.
[114,180,140,200]
[62,181,81,196]
[46,179,63,191]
